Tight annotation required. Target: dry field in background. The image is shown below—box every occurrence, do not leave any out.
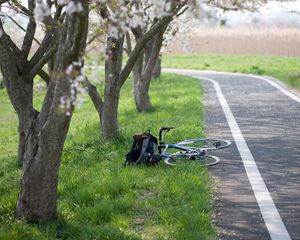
[165,27,300,57]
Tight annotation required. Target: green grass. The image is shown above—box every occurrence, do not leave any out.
[162,54,300,89]
[0,74,216,239]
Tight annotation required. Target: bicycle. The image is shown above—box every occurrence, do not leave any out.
[157,127,231,166]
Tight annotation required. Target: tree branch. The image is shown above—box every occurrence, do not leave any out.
[54,5,64,20]
[0,13,41,45]
[22,19,37,55]
[176,5,188,17]
[21,0,37,57]
[97,3,110,19]
[29,29,58,71]
[0,0,8,5]
[131,26,143,39]
[143,27,165,79]
[124,32,132,56]
[87,33,99,45]
[119,15,173,86]
[29,40,58,79]
[0,20,21,55]
[38,69,50,85]
[9,0,33,17]
[82,76,104,117]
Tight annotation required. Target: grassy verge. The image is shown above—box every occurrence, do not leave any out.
[0,74,216,239]
[162,54,300,89]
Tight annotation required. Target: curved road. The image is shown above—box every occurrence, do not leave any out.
[164,69,300,240]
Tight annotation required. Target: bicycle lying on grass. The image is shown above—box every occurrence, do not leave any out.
[125,127,231,167]
[158,127,231,166]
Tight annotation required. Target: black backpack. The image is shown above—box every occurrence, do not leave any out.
[125,131,160,165]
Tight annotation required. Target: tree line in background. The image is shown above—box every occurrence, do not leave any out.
[0,0,266,222]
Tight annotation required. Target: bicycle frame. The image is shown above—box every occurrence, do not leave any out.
[157,127,224,159]
[158,127,205,159]
[159,144,190,159]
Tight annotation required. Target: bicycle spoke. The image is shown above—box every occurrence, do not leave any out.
[164,154,220,167]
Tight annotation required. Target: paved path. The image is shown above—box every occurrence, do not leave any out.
[164,69,300,240]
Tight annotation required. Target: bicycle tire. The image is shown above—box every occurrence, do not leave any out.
[177,138,231,150]
[164,154,220,167]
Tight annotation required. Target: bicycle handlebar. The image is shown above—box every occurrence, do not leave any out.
[161,127,174,132]
[159,127,174,143]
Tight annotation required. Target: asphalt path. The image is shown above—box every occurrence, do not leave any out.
[164,69,300,240]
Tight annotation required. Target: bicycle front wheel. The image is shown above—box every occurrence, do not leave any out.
[164,154,220,167]
[177,138,231,151]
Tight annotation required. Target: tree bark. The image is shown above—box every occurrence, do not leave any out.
[0,16,58,164]
[83,77,103,118]
[152,55,161,80]
[15,1,89,220]
[134,74,152,112]
[101,88,121,138]
[133,28,165,112]
[0,33,37,164]
[101,36,124,138]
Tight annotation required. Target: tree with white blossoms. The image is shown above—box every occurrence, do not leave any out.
[0,0,89,220]
[129,0,188,112]
[87,0,190,138]
[86,0,270,136]
[128,0,273,112]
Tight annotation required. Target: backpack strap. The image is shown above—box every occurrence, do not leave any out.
[134,137,150,165]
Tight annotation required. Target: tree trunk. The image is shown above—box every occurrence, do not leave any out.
[134,74,152,112]
[133,29,165,112]
[16,107,71,220]
[15,1,89,220]
[0,38,64,219]
[101,87,121,138]
[101,36,124,138]
[0,37,37,164]
[83,77,103,118]
[152,55,161,80]
[17,107,38,164]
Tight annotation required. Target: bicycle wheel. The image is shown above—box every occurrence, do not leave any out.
[164,154,220,167]
[177,138,231,150]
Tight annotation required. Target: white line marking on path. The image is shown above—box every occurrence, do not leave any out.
[163,68,300,104]
[252,75,300,104]
[86,67,300,103]
[200,76,291,240]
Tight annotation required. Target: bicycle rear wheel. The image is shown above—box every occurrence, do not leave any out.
[164,154,220,167]
[177,138,231,150]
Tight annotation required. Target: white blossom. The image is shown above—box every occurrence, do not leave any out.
[34,0,51,22]
[57,0,69,6]
[147,1,171,19]
[104,0,145,39]
[66,65,73,75]
[66,1,84,15]
[60,58,87,116]
[108,26,120,39]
